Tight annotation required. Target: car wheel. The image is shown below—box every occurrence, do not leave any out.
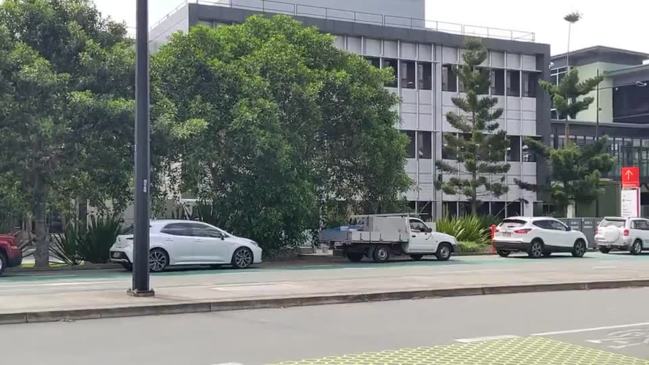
[598,247,611,254]
[372,245,391,263]
[630,240,643,255]
[497,250,511,258]
[436,243,452,261]
[121,263,133,272]
[148,248,169,272]
[528,239,544,258]
[232,247,254,269]
[0,252,6,276]
[346,252,364,263]
[543,251,552,257]
[410,254,424,261]
[572,239,587,258]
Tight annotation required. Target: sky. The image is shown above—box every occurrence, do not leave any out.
[93,0,649,55]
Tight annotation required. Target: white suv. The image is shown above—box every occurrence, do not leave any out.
[493,217,588,258]
[594,217,649,255]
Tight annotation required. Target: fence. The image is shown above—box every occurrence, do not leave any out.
[180,0,535,42]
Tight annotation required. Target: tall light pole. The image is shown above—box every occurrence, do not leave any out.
[564,12,581,70]
[129,0,154,297]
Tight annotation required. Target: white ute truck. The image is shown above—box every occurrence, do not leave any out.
[319,214,457,263]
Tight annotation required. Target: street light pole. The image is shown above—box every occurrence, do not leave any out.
[595,68,600,140]
[129,0,154,297]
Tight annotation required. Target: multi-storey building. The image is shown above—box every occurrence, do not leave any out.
[151,0,551,220]
[549,46,649,216]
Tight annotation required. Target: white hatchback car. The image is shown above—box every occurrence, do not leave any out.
[493,217,588,258]
[594,217,649,255]
[110,220,263,272]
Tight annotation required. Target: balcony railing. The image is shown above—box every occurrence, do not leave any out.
[166,0,535,42]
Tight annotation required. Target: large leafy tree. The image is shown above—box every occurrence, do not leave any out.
[435,40,510,216]
[152,15,409,252]
[0,0,134,267]
[518,69,612,216]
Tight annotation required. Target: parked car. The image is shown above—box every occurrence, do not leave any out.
[594,217,649,255]
[493,217,588,258]
[320,214,457,263]
[109,220,262,272]
[0,234,23,275]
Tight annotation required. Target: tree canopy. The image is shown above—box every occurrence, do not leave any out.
[0,0,135,267]
[152,15,409,251]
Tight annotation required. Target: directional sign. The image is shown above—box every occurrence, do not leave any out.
[621,167,640,188]
[621,188,640,218]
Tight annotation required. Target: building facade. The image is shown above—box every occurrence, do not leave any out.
[549,46,649,216]
[151,0,551,221]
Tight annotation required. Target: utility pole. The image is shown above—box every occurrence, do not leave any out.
[129,0,154,297]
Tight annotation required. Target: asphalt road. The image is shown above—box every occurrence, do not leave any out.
[2,287,649,364]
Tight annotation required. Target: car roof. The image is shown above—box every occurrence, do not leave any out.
[503,216,558,222]
[149,219,211,228]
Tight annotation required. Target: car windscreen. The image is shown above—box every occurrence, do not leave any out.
[599,219,625,228]
[498,219,527,229]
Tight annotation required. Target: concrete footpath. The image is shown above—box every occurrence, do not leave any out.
[2,253,649,324]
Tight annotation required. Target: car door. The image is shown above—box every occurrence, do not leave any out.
[548,219,572,248]
[158,223,197,264]
[407,219,435,253]
[190,223,237,263]
[532,220,560,247]
[634,219,649,247]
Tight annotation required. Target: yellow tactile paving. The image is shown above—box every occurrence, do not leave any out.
[272,337,649,365]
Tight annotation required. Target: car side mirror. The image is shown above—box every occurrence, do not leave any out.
[566,226,571,231]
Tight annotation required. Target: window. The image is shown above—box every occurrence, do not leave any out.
[548,220,568,231]
[192,224,224,238]
[417,62,432,90]
[500,219,527,229]
[637,220,649,230]
[417,131,432,159]
[365,56,380,69]
[404,131,415,158]
[522,141,537,162]
[490,69,505,96]
[533,220,553,230]
[507,136,521,162]
[409,219,429,233]
[161,223,195,236]
[442,64,457,92]
[476,68,489,94]
[442,133,456,159]
[507,70,520,97]
[522,72,538,97]
[382,58,398,87]
[400,60,416,89]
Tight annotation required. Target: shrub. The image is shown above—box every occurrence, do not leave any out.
[435,215,491,245]
[457,241,489,254]
[50,226,81,266]
[76,215,122,264]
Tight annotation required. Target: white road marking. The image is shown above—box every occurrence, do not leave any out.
[532,322,649,336]
[455,335,519,343]
[592,266,617,269]
[212,363,244,365]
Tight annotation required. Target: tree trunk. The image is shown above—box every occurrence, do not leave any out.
[32,174,49,269]
[564,122,570,144]
[471,200,477,216]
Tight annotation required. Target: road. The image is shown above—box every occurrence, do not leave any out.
[2,287,649,364]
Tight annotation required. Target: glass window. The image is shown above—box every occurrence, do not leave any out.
[507,70,520,97]
[549,220,568,231]
[417,131,432,159]
[365,56,380,69]
[500,219,527,229]
[522,72,538,97]
[417,62,432,90]
[404,131,415,158]
[443,201,458,218]
[442,64,457,92]
[507,136,521,162]
[409,219,429,232]
[442,133,456,160]
[400,60,416,89]
[490,69,505,96]
[191,224,224,238]
[522,141,536,162]
[505,201,521,217]
[161,223,195,237]
[533,220,553,230]
[382,58,398,87]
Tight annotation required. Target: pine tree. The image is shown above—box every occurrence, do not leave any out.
[518,68,612,216]
[435,39,510,216]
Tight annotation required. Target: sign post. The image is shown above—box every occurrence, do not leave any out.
[620,167,640,218]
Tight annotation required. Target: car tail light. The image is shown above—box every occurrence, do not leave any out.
[594,227,598,235]
[514,228,532,234]
[624,229,630,237]
[8,238,18,248]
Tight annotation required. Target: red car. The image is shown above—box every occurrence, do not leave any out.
[0,234,22,275]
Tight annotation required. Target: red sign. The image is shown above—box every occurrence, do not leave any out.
[621,167,640,188]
